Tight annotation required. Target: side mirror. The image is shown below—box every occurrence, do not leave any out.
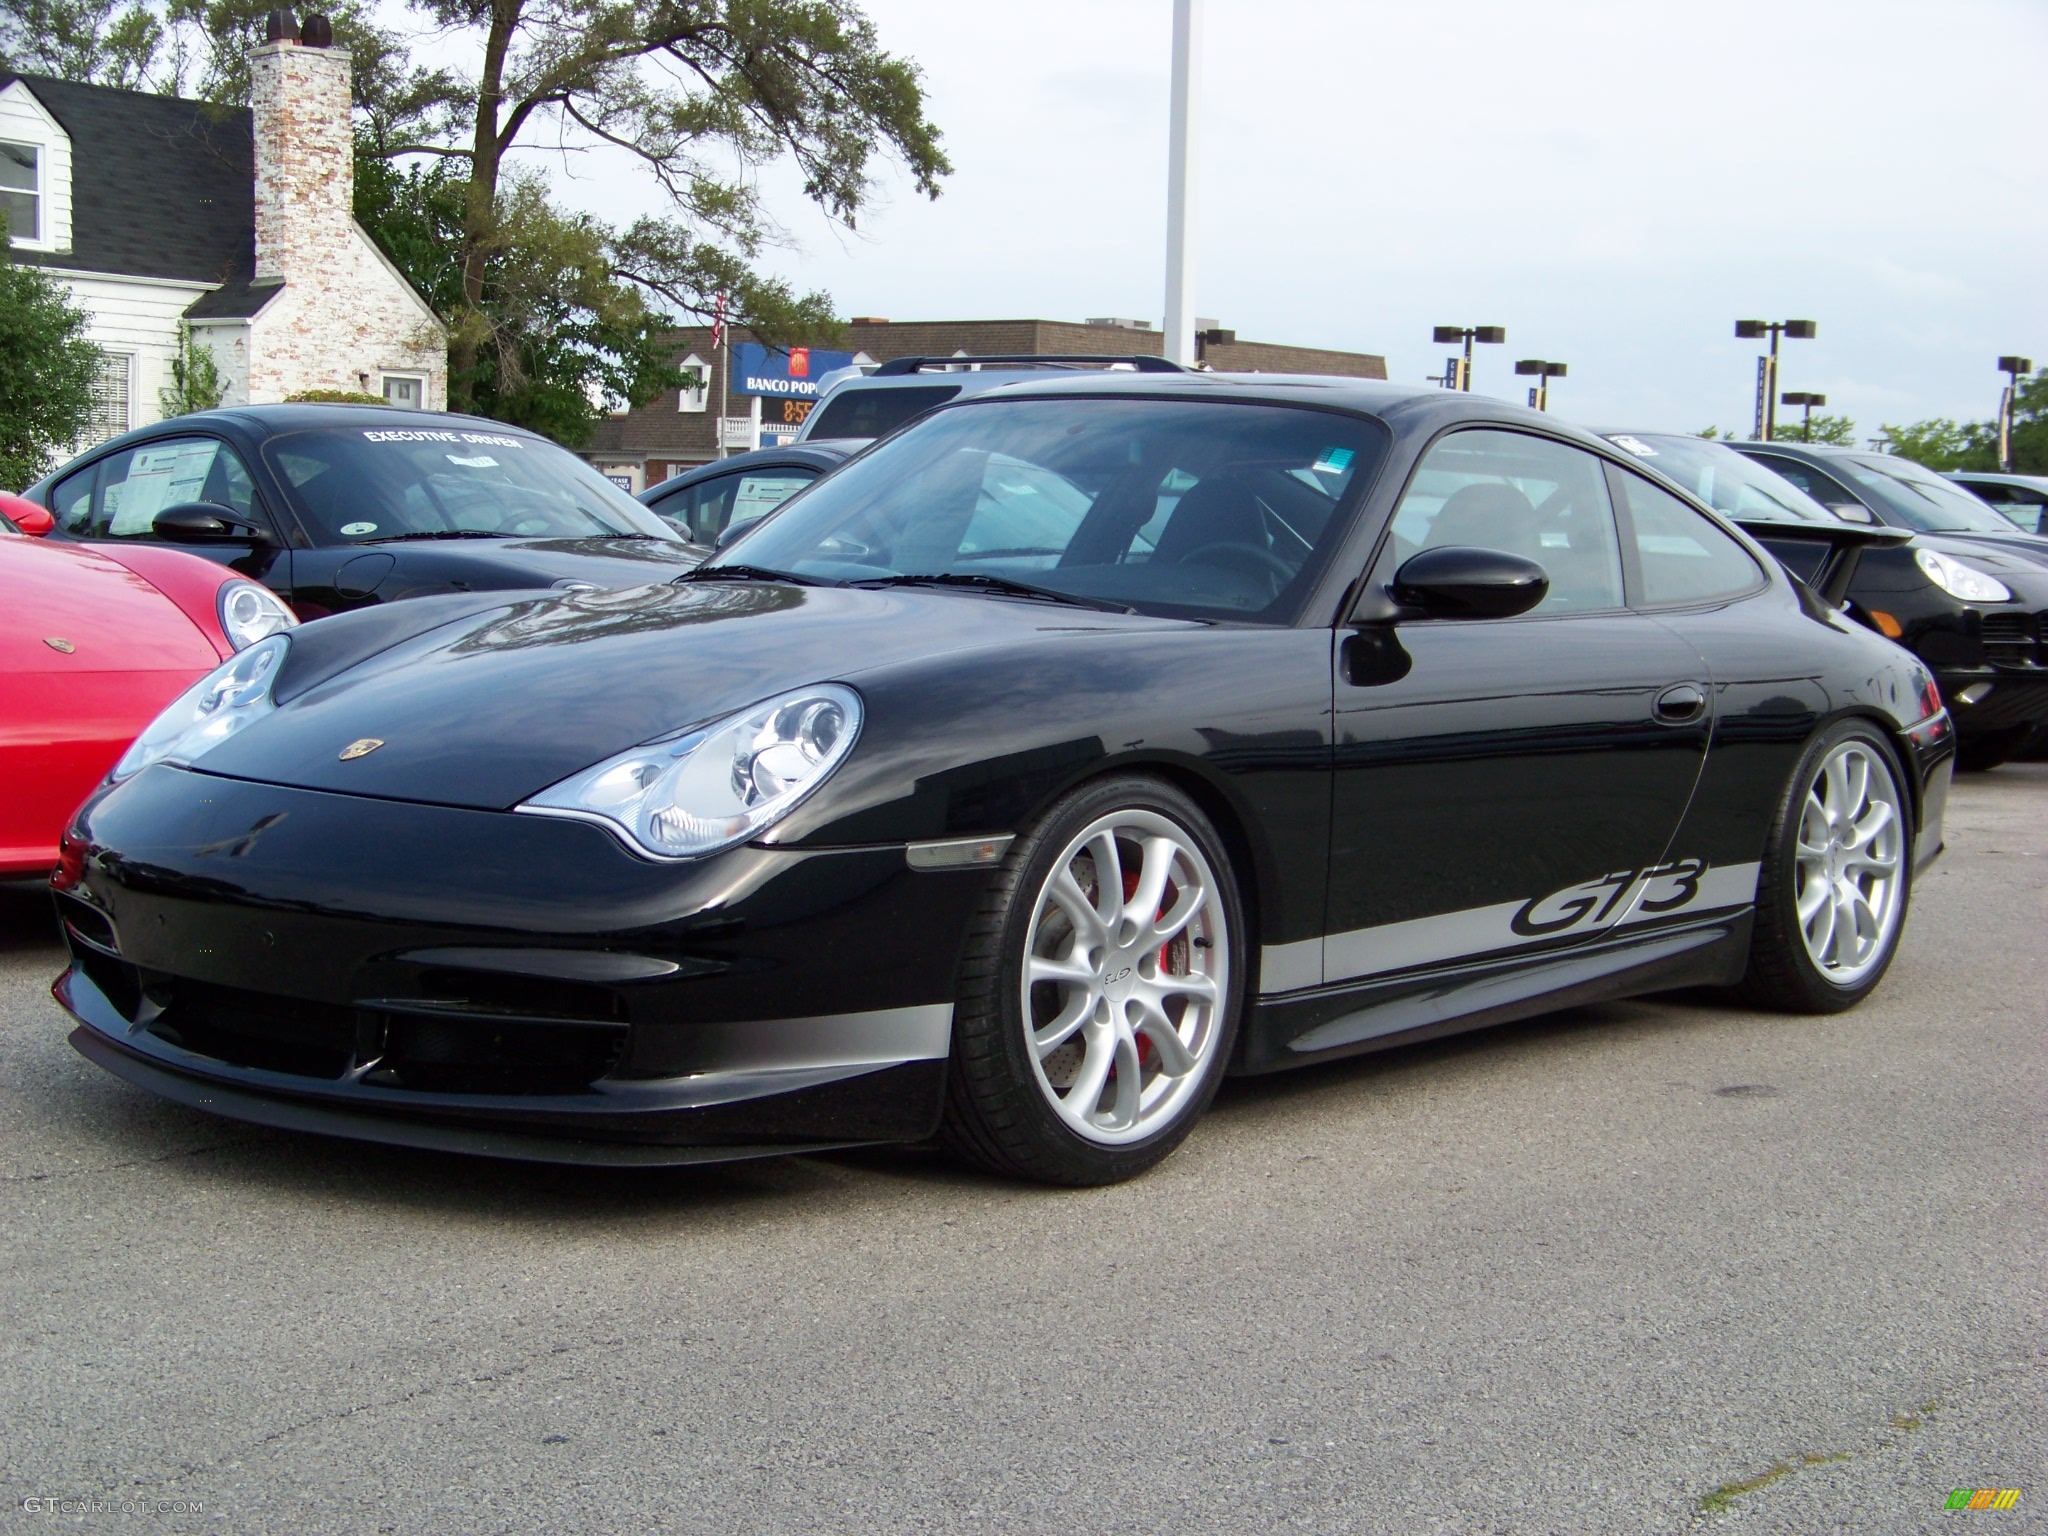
[714,515,762,551]
[1826,501,1877,525]
[13,505,54,536]
[152,502,270,543]
[1388,545,1549,620]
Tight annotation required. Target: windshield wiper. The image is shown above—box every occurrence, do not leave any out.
[682,563,829,587]
[851,572,1134,614]
[360,529,511,543]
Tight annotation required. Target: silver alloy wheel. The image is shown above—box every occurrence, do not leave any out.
[1021,809,1229,1146]
[1795,739,1906,985]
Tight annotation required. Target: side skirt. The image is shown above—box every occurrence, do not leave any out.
[1234,909,1753,1076]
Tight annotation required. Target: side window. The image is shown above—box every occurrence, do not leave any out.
[1609,468,1764,606]
[670,473,741,545]
[49,464,97,534]
[1752,454,1855,511]
[94,437,263,540]
[1388,429,1624,614]
[728,470,820,532]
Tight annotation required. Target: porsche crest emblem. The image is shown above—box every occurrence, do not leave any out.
[43,637,76,654]
[338,738,385,761]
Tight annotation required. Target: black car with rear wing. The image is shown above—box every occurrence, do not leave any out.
[1604,432,2048,772]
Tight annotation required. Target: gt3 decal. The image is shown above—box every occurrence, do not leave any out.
[1510,859,1706,937]
[1297,860,1762,994]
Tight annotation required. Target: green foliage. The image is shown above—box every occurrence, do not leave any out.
[0,0,162,88]
[1774,411,1856,446]
[1880,371,2048,473]
[284,388,387,404]
[159,323,226,416]
[0,220,101,489]
[1697,426,1724,440]
[1877,417,1999,473]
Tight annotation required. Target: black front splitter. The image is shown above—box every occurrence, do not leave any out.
[68,1027,881,1168]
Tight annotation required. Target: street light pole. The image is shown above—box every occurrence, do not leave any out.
[1736,319,1816,440]
[1431,325,1506,391]
[1162,0,1201,368]
[1781,390,1826,443]
[1996,355,2032,472]
[1514,358,1567,412]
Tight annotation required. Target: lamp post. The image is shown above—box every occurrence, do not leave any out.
[1431,325,1505,391]
[1161,0,1201,367]
[1780,390,1826,442]
[1514,358,1566,412]
[1997,355,2032,472]
[1735,318,1816,440]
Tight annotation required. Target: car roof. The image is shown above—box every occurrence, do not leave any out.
[1952,470,2048,487]
[923,370,1612,444]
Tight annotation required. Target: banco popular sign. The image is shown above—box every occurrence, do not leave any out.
[731,342,859,399]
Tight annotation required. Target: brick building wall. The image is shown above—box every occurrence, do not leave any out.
[589,319,1387,485]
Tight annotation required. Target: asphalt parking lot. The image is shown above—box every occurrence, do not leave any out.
[2,769,2041,1535]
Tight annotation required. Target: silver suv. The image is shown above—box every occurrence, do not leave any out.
[796,354,1187,445]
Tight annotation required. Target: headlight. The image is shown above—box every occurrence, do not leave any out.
[217,579,299,650]
[1914,547,2011,603]
[111,634,288,783]
[518,684,862,860]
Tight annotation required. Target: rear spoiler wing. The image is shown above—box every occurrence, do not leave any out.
[1734,516,1912,608]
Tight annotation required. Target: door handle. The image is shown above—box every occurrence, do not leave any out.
[1654,683,1707,724]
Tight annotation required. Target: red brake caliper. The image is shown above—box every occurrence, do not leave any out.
[1119,866,1173,1072]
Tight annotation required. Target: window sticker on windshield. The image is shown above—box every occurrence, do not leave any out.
[1311,447,1355,476]
[341,522,377,536]
[446,454,499,468]
[1610,435,1659,458]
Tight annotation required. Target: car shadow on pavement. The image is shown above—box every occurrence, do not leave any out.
[0,879,62,956]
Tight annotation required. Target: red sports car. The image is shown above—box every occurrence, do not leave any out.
[0,521,298,876]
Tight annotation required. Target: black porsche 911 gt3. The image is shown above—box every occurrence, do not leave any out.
[50,376,1954,1185]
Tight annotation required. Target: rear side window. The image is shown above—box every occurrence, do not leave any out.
[806,385,960,441]
[1609,467,1763,607]
[1750,453,1857,511]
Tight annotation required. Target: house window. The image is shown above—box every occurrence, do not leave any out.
[379,373,427,409]
[1,141,40,244]
[677,354,709,412]
[86,350,132,443]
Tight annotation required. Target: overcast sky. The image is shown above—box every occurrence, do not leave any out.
[531,0,2047,436]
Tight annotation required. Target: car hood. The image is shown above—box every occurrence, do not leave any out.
[0,536,221,676]
[377,535,706,595]
[191,579,1177,810]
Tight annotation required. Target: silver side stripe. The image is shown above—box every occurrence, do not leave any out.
[1262,860,1761,995]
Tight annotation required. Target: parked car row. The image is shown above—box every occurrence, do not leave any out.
[23,370,1964,1187]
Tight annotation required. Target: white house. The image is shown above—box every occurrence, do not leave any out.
[0,14,446,445]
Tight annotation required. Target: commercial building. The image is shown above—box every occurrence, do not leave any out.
[587,316,1387,492]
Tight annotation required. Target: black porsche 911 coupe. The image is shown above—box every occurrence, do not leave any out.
[50,376,1954,1185]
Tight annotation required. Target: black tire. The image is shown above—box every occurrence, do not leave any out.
[1956,726,2030,772]
[1734,718,1913,1014]
[939,775,1247,1185]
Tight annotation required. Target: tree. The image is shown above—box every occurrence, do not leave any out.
[1774,412,1856,447]
[159,322,226,417]
[1877,417,1999,473]
[4,0,950,433]
[0,219,101,489]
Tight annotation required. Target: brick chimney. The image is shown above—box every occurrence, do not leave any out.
[248,11,352,284]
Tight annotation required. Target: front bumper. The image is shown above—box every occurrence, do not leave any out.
[1930,667,2048,734]
[51,765,993,1161]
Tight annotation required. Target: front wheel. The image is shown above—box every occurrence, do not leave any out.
[940,776,1246,1185]
[1735,720,1912,1013]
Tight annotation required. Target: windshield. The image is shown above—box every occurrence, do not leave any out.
[711,398,1389,621]
[1608,435,1835,523]
[1836,454,2017,534]
[264,426,685,544]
